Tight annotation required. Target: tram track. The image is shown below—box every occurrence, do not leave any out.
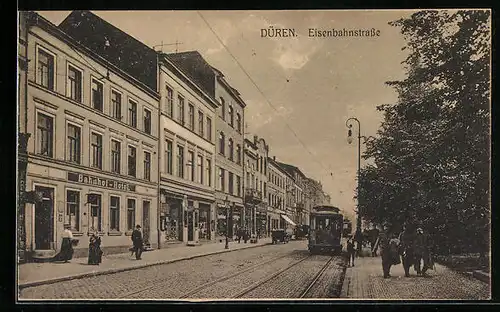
[233,255,340,299]
[118,251,297,299]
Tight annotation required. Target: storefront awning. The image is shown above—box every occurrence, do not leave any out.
[281,214,296,227]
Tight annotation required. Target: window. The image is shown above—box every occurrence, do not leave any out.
[144,109,152,134]
[187,151,195,181]
[110,196,120,231]
[264,182,267,197]
[128,146,136,177]
[197,155,203,184]
[91,78,103,112]
[177,145,184,178]
[37,113,53,157]
[67,64,82,102]
[144,151,151,181]
[236,113,242,132]
[111,90,122,120]
[219,132,225,155]
[67,124,81,164]
[228,139,234,161]
[206,158,212,187]
[220,97,225,120]
[165,139,173,174]
[218,168,225,191]
[228,172,234,195]
[89,194,102,232]
[166,86,174,117]
[111,140,121,174]
[37,48,54,90]
[236,176,241,196]
[229,106,234,127]
[177,96,185,125]
[128,100,137,128]
[206,117,212,141]
[188,103,195,131]
[236,145,241,164]
[198,111,204,137]
[91,132,103,169]
[127,198,136,231]
[66,190,80,231]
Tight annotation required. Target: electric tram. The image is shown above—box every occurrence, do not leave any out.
[308,205,344,254]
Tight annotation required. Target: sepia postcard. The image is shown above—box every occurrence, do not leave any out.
[16,9,491,302]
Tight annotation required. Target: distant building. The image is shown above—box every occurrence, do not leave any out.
[276,162,307,226]
[267,156,289,233]
[244,136,269,237]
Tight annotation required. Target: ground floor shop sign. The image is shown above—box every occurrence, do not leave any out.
[68,172,136,192]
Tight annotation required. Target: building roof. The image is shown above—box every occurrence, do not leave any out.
[276,161,307,180]
[58,10,158,92]
[165,51,217,99]
[167,51,246,108]
[268,157,293,179]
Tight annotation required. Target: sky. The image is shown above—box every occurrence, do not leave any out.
[37,10,412,222]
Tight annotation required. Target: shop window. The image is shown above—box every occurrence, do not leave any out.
[127,198,136,231]
[110,196,120,231]
[89,194,102,232]
[66,190,80,231]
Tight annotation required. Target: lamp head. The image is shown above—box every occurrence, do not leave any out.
[347,128,353,144]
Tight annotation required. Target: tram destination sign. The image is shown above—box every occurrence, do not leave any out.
[67,172,136,192]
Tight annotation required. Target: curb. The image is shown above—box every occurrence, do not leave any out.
[18,242,272,289]
[472,270,490,284]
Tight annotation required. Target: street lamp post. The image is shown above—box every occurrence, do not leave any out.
[346,117,363,255]
[224,196,230,249]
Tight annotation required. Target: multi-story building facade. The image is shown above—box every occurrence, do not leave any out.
[267,156,288,234]
[244,136,269,238]
[23,12,160,260]
[157,55,218,245]
[165,51,246,241]
[18,11,30,263]
[277,162,307,226]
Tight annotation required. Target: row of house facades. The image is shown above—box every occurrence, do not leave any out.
[16,10,331,262]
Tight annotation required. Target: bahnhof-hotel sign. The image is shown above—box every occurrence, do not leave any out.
[68,172,136,192]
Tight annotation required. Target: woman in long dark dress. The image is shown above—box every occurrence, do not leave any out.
[88,232,102,265]
[54,224,74,262]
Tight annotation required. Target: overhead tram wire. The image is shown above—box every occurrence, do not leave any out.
[196,11,331,176]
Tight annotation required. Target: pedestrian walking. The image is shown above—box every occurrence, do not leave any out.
[399,223,417,277]
[88,232,102,265]
[377,223,395,278]
[414,227,432,276]
[346,236,356,266]
[54,224,75,263]
[131,224,143,260]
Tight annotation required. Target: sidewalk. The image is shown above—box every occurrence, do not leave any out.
[18,238,271,288]
[340,248,491,300]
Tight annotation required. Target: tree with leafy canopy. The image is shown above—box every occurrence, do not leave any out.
[358,10,490,255]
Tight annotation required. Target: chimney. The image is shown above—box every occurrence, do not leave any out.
[273,156,276,161]
[254,135,258,144]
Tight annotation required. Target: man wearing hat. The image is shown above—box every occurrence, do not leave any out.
[131,224,143,260]
[414,226,431,276]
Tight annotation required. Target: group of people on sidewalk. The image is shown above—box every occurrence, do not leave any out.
[52,224,145,264]
[346,221,434,279]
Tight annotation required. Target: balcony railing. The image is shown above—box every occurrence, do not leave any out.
[245,188,263,203]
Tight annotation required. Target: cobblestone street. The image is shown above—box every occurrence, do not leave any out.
[21,240,338,300]
[341,251,490,300]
